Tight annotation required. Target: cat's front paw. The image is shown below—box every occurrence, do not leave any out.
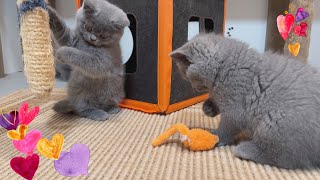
[202,99,220,117]
[55,47,73,64]
[210,129,227,147]
[215,127,236,147]
[47,6,59,29]
[86,110,111,121]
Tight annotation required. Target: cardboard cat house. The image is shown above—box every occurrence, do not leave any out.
[76,0,225,114]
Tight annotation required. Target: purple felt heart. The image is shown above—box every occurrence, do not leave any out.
[0,111,19,130]
[296,7,309,22]
[54,144,90,177]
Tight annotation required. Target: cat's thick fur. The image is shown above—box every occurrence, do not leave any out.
[49,0,130,121]
[171,33,320,169]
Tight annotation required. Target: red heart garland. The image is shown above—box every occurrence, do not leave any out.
[277,14,295,40]
[294,22,308,37]
[10,154,40,180]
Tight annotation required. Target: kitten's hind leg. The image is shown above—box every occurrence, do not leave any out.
[234,141,276,166]
[53,100,73,113]
[77,108,111,121]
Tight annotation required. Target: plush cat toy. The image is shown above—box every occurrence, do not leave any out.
[152,123,219,151]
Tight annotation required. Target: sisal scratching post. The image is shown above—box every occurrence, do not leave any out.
[284,0,314,63]
[17,0,55,97]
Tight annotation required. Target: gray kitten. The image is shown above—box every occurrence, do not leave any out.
[48,0,130,121]
[170,33,320,169]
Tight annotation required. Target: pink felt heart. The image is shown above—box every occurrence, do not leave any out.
[294,22,308,37]
[10,154,39,180]
[13,130,42,156]
[277,14,295,40]
[19,102,40,125]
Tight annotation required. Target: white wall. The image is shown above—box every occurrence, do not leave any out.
[309,0,320,69]
[0,0,23,74]
[224,0,268,53]
[225,0,319,67]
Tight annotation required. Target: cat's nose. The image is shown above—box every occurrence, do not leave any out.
[90,35,97,41]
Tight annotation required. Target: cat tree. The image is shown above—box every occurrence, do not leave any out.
[17,0,55,97]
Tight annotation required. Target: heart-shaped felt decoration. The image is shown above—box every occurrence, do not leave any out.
[0,111,19,130]
[277,14,294,40]
[288,43,301,57]
[54,144,90,177]
[296,7,309,22]
[10,154,40,180]
[7,124,28,140]
[37,134,64,160]
[19,102,40,125]
[13,130,42,156]
[294,22,308,37]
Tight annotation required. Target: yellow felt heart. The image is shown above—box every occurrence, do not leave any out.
[7,124,28,140]
[288,43,301,57]
[36,134,64,160]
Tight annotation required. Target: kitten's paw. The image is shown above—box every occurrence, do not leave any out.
[56,47,75,63]
[55,49,66,63]
[210,129,217,135]
[83,109,111,121]
[107,107,121,114]
[210,129,227,147]
[215,129,235,146]
[210,129,230,147]
[202,99,220,117]
[216,141,228,147]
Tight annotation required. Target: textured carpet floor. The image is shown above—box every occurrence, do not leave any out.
[1,89,320,180]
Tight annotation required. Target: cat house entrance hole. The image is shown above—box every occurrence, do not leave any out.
[188,16,200,40]
[120,14,137,73]
[205,18,214,33]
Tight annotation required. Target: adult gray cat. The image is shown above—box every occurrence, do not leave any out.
[48,0,130,120]
[170,33,320,169]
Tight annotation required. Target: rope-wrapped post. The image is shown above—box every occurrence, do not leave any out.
[17,0,55,97]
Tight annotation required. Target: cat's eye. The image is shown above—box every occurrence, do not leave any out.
[84,24,92,32]
[99,34,110,39]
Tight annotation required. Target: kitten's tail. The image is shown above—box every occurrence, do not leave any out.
[53,100,73,113]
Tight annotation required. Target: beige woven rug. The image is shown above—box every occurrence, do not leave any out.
[1,89,320,180]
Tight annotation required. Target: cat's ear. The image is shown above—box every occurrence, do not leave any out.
[170,48,191,64]
[83,0,97,15]
[111,18,130,30]
[170,48,192,80]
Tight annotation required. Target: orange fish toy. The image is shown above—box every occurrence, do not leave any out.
[152,123,219,151]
